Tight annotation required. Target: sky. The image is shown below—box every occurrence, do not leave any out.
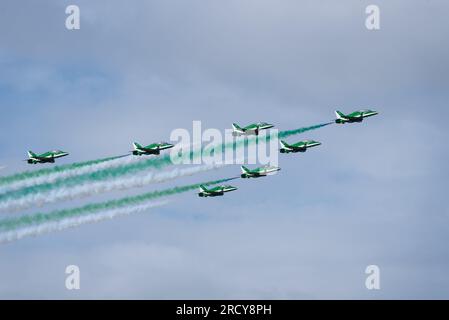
[0,0,448,299]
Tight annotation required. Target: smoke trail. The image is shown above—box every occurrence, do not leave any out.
[0,201,168,244]
[1,123,330,201]
[202,122,333,156]
[0,163,227,211]
[0,177,236,243]
[0,155,144,194]
[0,122,331,210]
[0,141,202,192]
[0,154,130,191]
[278,122,333,138]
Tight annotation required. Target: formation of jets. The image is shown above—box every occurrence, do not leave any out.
[202,166,282,197]
[202,109,378,197]
[201,165,281,197]
[22,109,378,197]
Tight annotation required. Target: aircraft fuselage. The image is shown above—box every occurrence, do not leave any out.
[133,149,160,156]
[280,147,307,153]
[241,166,281,178]
[198,191,224,197]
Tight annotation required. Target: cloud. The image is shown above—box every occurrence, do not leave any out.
[0,0,448,299]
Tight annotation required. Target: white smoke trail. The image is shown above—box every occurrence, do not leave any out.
[0,163,227,212]
[0,155,142,193]
[1,122,329,195]
[0,142,204,193]
[0,201,168,244]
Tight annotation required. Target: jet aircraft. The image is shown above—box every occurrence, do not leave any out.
[232,122,274,136]
[335,110,378,124]
[279,140,321,153]
[240,165,281,178]
[198,185,238,197]
[132,142,174,156]
[26,150,69,164]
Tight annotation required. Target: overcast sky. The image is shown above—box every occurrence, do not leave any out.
[0,0,448,299]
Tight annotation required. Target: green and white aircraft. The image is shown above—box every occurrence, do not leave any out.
[132,142,174,156]
[335,110,378,124]
[198,185,238,197]
[26,150,69,164]
[240,165,281,178]
[279,140,321,153]
[232,122,274,136]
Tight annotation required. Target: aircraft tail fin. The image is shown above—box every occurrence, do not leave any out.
[280,140,290,148]
[199,185,208,192]
[232,123,244,133]
[27,151,37,158]
[335,110,346,119]
[133,142,143,150]
[241,165,250,174]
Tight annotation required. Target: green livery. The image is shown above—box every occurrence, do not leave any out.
[232,122,274,136]
[279,140,321,154]
[132,141,174,156]
[26,150,69,164]
[198,185,238,197]
[240,165,281,178]
[335,110,378,124]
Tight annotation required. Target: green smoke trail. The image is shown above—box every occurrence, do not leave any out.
[0,177,236,232]
[0,123,332,204]
[0,155,174,203]
[189,122,333,162]
[278,122,333,138]
[0,154,129,188]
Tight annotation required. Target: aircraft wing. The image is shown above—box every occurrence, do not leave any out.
[303,141,321,148]
[287,143,305,150]
[158,143,174,150]
[347,113,363,120]
[31,155,49,160]
[25,154,50,163]
[223,186,237,192]
[143,145,158,151]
